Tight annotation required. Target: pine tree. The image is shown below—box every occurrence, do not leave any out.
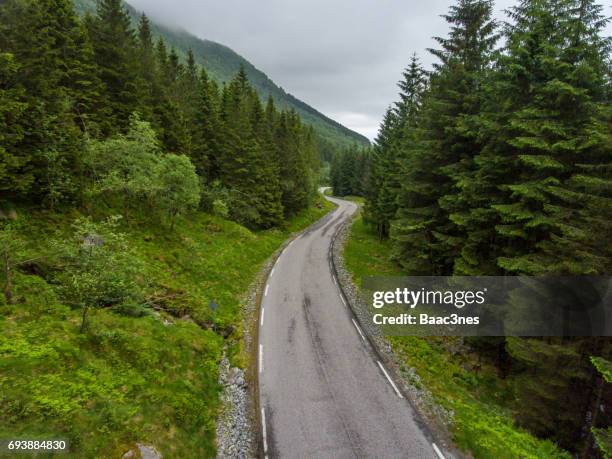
[250,93,284,227]
[135,14,157,121]
[87,0,140,132]
[363,106,399,238]
[275,111,313,215]
[191,68,221,180]
[479,1,612,451]
[0,0,100,204]
[388,1,498,274]
[0,53,27,196]
[492,0,611,275]
[377,56,427,241]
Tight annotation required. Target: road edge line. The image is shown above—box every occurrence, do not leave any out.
[327,197,455,459]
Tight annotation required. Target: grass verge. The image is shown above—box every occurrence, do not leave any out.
[343,211,570,459]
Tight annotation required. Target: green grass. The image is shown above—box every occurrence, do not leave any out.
[0,195,334,458]
[343,213,570,459]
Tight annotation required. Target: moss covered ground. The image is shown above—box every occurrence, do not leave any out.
[0,195,334,458]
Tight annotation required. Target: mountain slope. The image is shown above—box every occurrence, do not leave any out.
[73,0,369,148]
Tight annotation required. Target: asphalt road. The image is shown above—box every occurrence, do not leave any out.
[258,193,440,458]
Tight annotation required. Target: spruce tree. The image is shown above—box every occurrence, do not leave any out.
[480,1,612,450]
[0,53,27,196]
[392,1,498,274]
[0,0,100,204]
[363,106,399,238]
[191,68,221,180]
[135,14,157,121]
[87,0,140,132]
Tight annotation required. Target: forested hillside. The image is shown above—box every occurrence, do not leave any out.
[335,0,611,456]
[0,0,325,227]
[0,0,337,455]
[71,0,370,149]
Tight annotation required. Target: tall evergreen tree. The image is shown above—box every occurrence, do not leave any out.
[0,0,101,204]
[393,0,498,274]
[0,52,27,196]
[87,0,140,132]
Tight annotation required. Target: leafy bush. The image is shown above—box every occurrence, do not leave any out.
[212,199,229,219]
[155,154,200,227]
[85,114,161,219]
[85,114,200,226]
[51,216,144,331]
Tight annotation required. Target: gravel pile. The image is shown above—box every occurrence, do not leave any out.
[215,355,253,459]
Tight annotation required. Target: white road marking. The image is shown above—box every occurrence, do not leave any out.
[260,307,265,327]
[332,276,338,287]
[270,267,275,277]
[340,295,347,307]
[377,361,403,399]
[261,407,268,455]
[264,284,269,297]
[352,319,366,342]
[432,443,446,459]
[259,344,264,373]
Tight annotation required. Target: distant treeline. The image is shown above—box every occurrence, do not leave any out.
[329,147,369,197]
[0,0,320,228]
[332,0,611,455]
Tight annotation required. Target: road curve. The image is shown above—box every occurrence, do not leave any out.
[258,193,438,458]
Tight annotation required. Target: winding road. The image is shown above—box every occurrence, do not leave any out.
[257,193,442,458]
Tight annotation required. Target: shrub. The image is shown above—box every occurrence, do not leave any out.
[51,216,145,331]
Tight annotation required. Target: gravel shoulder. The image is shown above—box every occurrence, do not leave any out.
[215,230,312,459]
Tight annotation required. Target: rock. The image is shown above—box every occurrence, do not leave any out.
[136,443,162,459]
[121,450,135,459]
[216,353,254,458]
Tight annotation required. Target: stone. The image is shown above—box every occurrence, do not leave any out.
[136,443,162,459]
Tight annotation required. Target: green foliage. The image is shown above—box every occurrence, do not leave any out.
[85,114,162,216]
[86,0,139,132]
[155,154,200,225]
[330,148,370,198]
[0,0,101,203]
[358,0,611,452]
[0,0,324,228]
[0,52,27,195]
[51,216,144,331]
[593,427,612,459]
[0,289,222,458]
[592,356,612,384]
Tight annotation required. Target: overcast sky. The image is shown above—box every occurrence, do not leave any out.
[128,0,611,141]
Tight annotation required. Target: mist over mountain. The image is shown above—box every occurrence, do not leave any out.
[73,0,370,148]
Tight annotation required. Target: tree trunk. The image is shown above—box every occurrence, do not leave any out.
[580,374,604,459]
[80,305,89,333]
[3,249,13,305]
